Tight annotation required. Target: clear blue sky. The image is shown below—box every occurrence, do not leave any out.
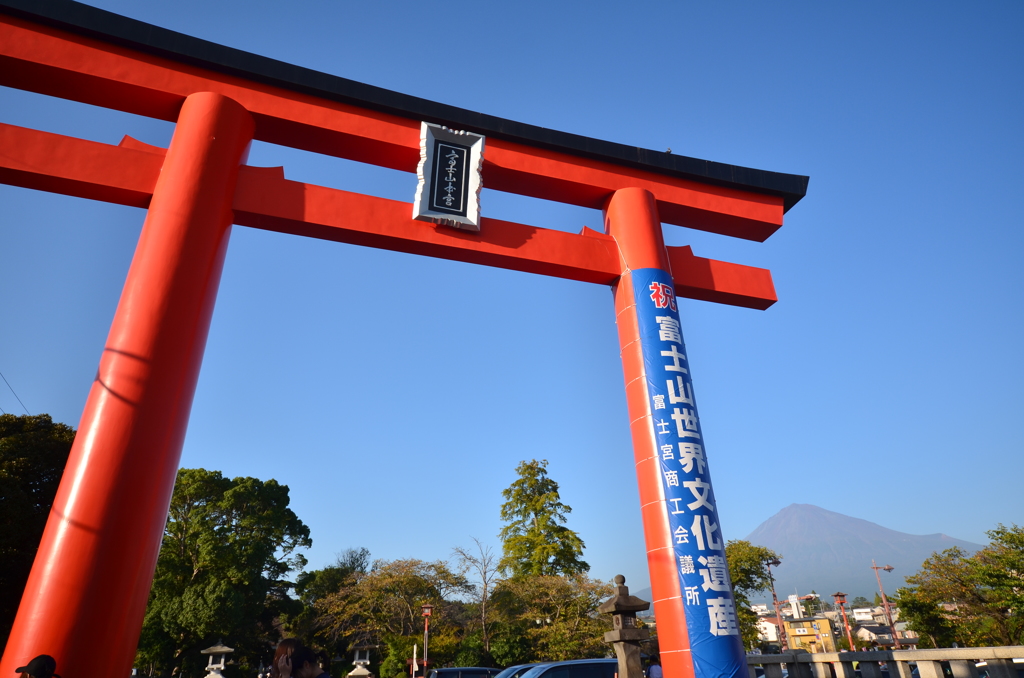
[2,1,1021,593]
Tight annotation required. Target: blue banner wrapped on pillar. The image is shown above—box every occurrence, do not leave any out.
[631,267,746,678]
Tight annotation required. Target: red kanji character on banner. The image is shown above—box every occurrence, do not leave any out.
[649,281,677,311]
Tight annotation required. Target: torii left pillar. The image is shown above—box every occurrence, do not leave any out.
[0,92,254,678]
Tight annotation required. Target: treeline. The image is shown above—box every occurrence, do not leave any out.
[0,417,782,677]
[283,548,614,678]
[10,414,1021,677]
[133,459,619,677]
[896,524,1024,648]
[128,464,782,676]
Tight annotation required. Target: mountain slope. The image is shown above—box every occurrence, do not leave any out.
[744,504,983,601]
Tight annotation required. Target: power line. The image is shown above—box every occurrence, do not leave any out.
[0,369,30,415]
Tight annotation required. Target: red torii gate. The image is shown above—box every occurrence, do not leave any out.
[0,2,807,677]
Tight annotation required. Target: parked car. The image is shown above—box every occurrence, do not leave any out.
[428,668,501,678]
[518,658,618,678]
[493,664,549,678]
[975,659,1024,678]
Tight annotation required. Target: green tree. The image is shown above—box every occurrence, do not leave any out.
[892,587,956,649]
[498,460,588,577]
[284,547,371,664]
[135,468,311,677]
[974,524,1024,619]
[900,526,1024,648]
[317,558,472,677]
[851,596,871,608]
[723,540,781,649]
[0,413,75,645]
[489,573,613,664]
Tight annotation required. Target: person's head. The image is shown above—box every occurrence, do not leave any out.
[290,645,321,677]
[15,655,60,678]
[271,638,303,678]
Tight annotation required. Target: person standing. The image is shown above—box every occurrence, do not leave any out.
[276,642,329,678]
[271,639,303,678]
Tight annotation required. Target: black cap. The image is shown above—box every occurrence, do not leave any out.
[14,655,60,678]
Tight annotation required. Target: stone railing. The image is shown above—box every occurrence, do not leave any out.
[747,647,1024,678]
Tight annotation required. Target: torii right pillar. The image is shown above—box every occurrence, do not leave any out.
[607,187,746,678]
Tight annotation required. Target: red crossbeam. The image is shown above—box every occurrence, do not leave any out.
[0,122,776,308]
[0,14,784,241]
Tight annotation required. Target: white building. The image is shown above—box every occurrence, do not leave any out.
[757,616,782,643]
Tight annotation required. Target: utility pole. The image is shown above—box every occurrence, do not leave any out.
[871,561,901,650]
[767,558,787,651]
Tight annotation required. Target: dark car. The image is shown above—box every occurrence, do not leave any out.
[428,669,501,678]
[493,665,549,678]
[518,658,618,678]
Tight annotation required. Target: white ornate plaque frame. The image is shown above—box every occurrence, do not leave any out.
[413,122,485,231]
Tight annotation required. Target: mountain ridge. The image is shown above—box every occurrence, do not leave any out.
[743,504,983,601]
[629,505,982,605]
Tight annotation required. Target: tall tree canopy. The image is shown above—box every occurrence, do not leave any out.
[0,413,75,645]
[498,460,588,577]
[488,573,612,666]
[135,468,311,677]
[723,540,782,649]
[898,524,1024,648]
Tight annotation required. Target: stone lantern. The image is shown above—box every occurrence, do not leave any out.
[347,648,375,678]
[200,641,234,677]
[598,575,650,678]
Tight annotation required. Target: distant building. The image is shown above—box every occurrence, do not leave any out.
[783,617,837,654]
[895,621,919,647]
[821,609,843,626]
[855,624,896,648]
[851,606,897,625]
[757,616,782,643]
[852,607,875,622]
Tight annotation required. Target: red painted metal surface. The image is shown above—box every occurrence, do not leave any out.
[605,187,695,678]
[0,122,777,309]
[0,13,785,241]
[0,93,254,678]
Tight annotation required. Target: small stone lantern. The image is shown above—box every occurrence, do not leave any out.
[347,648,375,678]
[598,575,650,678]
[200,641,234,677]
